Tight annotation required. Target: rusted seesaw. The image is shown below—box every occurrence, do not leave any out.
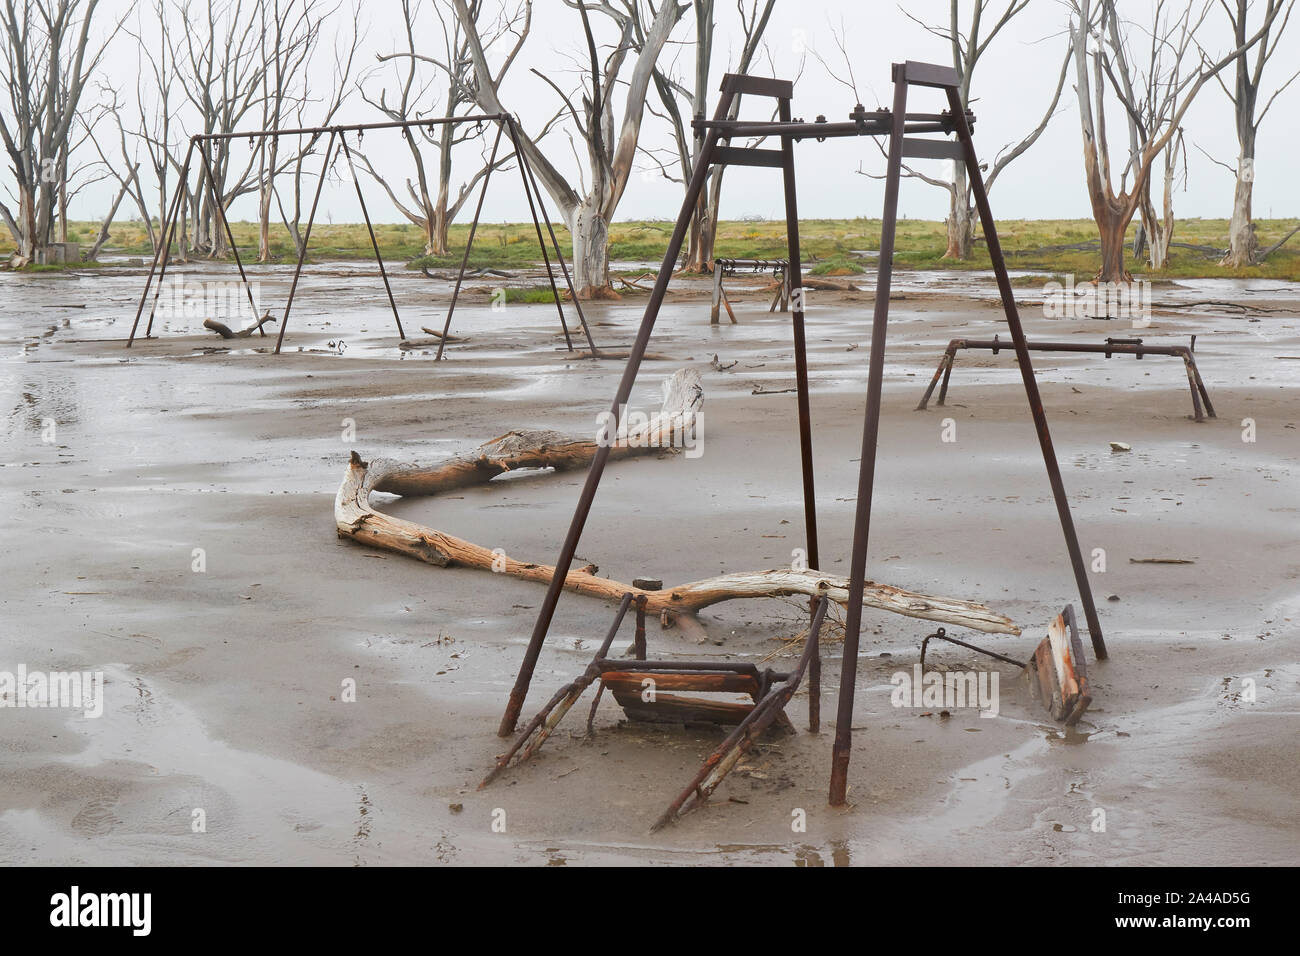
[916,334,1216,421]
[482,594,830,831]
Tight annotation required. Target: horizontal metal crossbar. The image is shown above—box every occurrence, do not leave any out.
[191,113,510,141]
[691,112,971,142]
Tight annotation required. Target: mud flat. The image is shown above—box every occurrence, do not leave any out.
[1,260,1297,865]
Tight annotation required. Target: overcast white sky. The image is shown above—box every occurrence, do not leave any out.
[69,0,1300,226]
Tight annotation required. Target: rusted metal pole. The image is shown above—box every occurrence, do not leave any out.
[693,117,960,139]
[945,85,1107,662]
[915,345,957,410]
[481,593,634,786]
[828,69,909,809]
[807,603,821,734]
[711,264,723,324]
[435,122,503,361]
[513,119,597,354]
[779,97,823,736]
[338,132,405,341]
[127,140,194,347]
[503,117,573,352]
[634,595,647,660]
[919,627,1025,670]
[195,141,261,336]
[274,130,337,354]
[780,98,820,580]
[497,93,733,737]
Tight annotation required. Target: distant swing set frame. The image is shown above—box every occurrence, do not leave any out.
[126,113,598,358]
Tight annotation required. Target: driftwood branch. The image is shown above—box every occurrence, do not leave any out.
[334,369,1017,635]
[203,311,277,339]
[398,326,471,349]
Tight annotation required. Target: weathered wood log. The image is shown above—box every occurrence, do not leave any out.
[397,326,472,349]
[362,368,704,497]
[203,311,277,339]
[335,463,1018,634]
[335,366,1016,634]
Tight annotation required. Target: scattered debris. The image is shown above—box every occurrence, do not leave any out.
[617,271,656,291]
[398,326,471,349]
[481,593,830,834]
[1025,606,1092,725]
[203,311,277,339]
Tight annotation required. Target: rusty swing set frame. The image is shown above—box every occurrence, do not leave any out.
[125,113,597,358]
[486,61,1108,824]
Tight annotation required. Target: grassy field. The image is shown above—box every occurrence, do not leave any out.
[11,215,1300,281]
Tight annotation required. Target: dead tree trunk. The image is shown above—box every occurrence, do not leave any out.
[1222,115,1253,267]
[945,161,973,259]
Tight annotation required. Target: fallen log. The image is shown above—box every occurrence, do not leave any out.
[334,379,1016,635]
[203,311,277,339]
[361,367,704,497]
[397,326,471,350]
[335,470,1016,633]
[335,368,1015,634]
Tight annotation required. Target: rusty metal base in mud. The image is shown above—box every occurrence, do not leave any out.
[916,334,1216,422]
[481,594,830,830]
[920,604,1092,726]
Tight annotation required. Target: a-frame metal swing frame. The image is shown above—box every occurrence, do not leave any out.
[125,114,598,358]
[498,60,1108,810]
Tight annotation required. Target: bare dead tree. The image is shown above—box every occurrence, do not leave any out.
[644,0,779,273]
[259,0,360,260]
[0,0,119,265]
[85,83,148,259]
[166,0,269,257]
[1068,0,1279,282]
[113,0,189,258]
[454,0,688,297]
[1213,0,1299,267]
[1105,2,1201,271]
[863,1,1070,260]
[257,0,319,261]
[354,0,529,257]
